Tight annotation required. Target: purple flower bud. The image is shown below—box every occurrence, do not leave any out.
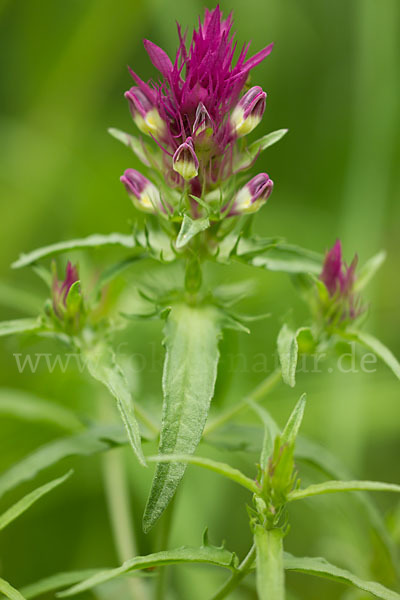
[193,103,213,138]
[231,86,267,137]
[51,261,83,326]
[229,173,273,215]
[125,87,166,139]
[120,169,163,213]
[172,137,199,181]
[320,240,362,322]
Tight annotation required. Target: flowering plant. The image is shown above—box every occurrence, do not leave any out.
[1,6,399,600]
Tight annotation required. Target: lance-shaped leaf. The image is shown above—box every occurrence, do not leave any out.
[250,244,323,274]
[59,543,238,597]
[0,578,27,600]
[283,554,400,600]
[0,425,126,500]
[0,318,42,338]
[85,345,145,466]
[255,526,285,600]
[12,233,137,269]
[20,570,102,600]
[340,329,400,380]
[176,214,210,249]
[143,304,221,532]
[0,388,83,432]
[233,129,288,172]
[354,250,386,291]
[108,127,151,166]
[0,470,72,531]
[288,479,400,502]
[281,394,306,446]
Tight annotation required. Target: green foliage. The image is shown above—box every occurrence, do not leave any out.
[0,318,42,337]
[0,579,27,600]
[85,344,146,465]
[59,543,238,597]
[143,303,221,531]
[0,471,72,531]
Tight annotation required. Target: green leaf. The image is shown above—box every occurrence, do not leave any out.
[85,345,145,466]
[20,570,101,599]
[143,304,221,532]
[0,471,72,531]
[355,250,386,291]
[281,394,306,446]
[277,324,298,387]
[147,454,258,494]
[250,244,323,274]
[0,318,42,338]
[0,578,27,600]
[233,129,288,172]
[59,545,238,597]
[0,388,82,432]
[108,127,151,166]
[255,526,285,600]
[284,553,400,600]
[176,214,210,249]
[248,401,279,470]
[12,233,136,269]
[342,329,400,380]
[0,425,126,500]
[288,480,400,502]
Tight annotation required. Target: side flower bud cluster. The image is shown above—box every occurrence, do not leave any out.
[50,262,85,334]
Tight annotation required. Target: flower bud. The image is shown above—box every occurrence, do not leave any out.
[125,87,166,139]
[229,173,273,215]
[193,103,213,138]
[231,86,267,137]
[51,262,85,333]
[172,137,199,181]
[120,169,163,213]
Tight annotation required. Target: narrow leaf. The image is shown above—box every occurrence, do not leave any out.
[281,394,306,445]
[0,318,41,338]
[0,388,83,432]
[248,401,279,470]
[355,250,386,291]
[59,545,238,597]
[108,128,151,166]
[20,569,141,599]
[277,324,298,387]
[288,480,400,502]
[284,553,400,600]
[255,526,285,600]
[234,129,288,171]
[343,329,400,380]
[0,578,27,600]
[147,454,258,494]
[0,425,126,500]
[12,233,136,269]
[251,244,323,274]
[176,214,210,249]
[85,345,145,466]
[0,471,72,531]
[143,304,221,532]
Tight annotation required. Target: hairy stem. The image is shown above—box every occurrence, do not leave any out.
[209,544,256,600]
[205,368,281,436]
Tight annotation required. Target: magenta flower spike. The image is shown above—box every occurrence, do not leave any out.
[231,86,267,137]
[124,6,274,195]
[229,173,274,215]
[173,137,199,181]
[120,169,163,213]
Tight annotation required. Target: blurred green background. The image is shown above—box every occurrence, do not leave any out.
[0,0,399,598]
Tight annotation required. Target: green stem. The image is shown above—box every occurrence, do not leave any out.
[209,544,256,600]
[155,497,176,600]
[254,526,285,600]
[205,368,281,436]
[101,447,149,600]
